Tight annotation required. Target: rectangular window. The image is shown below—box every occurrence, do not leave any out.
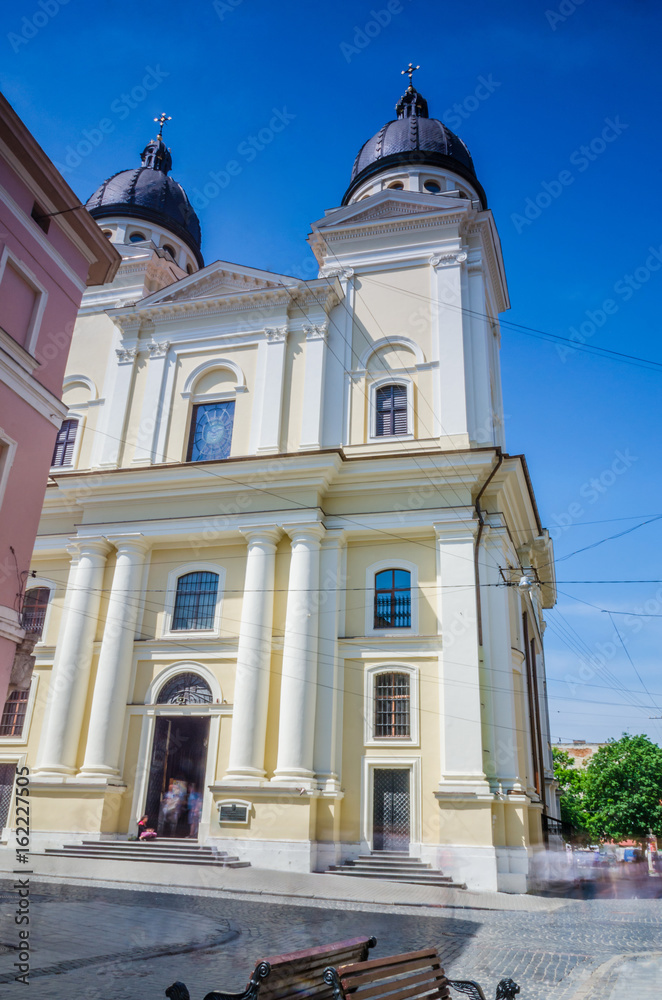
[375,384,408,437]
[0,261,38,349]
[374,569,411,628]
[375,673,411,737]
[0,689,29,738]
[187,401,235,462]
[51,419,78,467]
[172,572,219,630]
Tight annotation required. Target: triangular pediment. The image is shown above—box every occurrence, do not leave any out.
[139,260,298,306]
[312,190,466,232]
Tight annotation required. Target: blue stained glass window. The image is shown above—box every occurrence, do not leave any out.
[187,401,235,462]
[374,569,411,629]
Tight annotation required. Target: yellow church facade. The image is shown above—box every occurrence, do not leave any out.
[0,80,558,892]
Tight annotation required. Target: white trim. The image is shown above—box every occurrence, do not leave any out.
[50,411,85,472]
[364,557,419,637]
[0,180,86,295]
[0,674,39,746]
[361,755,421,851]
[0,604,24,644]
[181,358,247,397]
[0,348,67,427]
[359,336,425,370]
[62,373,98,402]
[161,562,225,638]
[0,245,49,356]
[22,577,56,647]
[363,662,420,747]
[145,660,223,705]
[0,427,18,510]
[367,375,415,443]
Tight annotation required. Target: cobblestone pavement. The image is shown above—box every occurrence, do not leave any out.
[0,878,660,1000]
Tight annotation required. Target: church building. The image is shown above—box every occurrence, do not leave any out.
[1,74,559,892]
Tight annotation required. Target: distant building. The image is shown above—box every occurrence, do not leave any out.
[556,740,606,767]
[0,94,119,720]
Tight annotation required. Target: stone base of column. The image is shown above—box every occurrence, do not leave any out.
[77,764,123,784]
[221,766,266,786]
[436,775,494,799]
[272,768,316,790]
[32,764,77,779]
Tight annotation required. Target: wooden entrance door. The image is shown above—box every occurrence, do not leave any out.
[373,768,410,850]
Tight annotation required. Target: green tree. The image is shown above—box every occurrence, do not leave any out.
[552,747,588,832]
[582,733,662,842]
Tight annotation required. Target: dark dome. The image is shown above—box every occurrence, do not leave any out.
[342,85,487,208]
[86,136,203,267]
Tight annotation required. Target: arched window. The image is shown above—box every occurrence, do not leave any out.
[374,672,410,737]
[21,587,50,635]
[172,572,219,630]
[51,418,78,467]
[157,672,213,705]
[375,384,408,437]
[374,569,411,628]
[129,232,146,243]
[0,688,29,737]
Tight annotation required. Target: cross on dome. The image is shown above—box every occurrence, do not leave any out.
[401,63,420,89]
[154,112,172,140]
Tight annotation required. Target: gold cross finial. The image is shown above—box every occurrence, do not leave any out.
[401,63,420,88]
[154,112,172,140]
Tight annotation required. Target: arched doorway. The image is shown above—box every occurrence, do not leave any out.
[144,673,212,838]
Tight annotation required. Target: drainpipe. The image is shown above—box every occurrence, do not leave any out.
[474,449,503,647]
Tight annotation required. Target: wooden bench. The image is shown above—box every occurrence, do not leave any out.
[322,946,520,1000]
[165,935,377,1000]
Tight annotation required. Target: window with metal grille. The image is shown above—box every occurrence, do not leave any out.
[374,569,411,628]
[0,689,29,737]
[187,401,235,462]
[51,419,78,467]
[375,384,408,437]
[21,587,50,635]
[156,672,212,705]
[171,572,219,630]
[374,673,410,737]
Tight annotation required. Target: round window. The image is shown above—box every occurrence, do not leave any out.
[388,181,404,190]
[424,180,441,194]
[102,229,112,239]
[162,244,175,257]
[129,232,146,243]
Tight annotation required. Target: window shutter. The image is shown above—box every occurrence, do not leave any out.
[52,419,78,467]
[375,385,408,436]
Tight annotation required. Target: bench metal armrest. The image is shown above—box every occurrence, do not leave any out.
[323,966,345,1000]
[449,978,519,1000]
[166,960,271,1000]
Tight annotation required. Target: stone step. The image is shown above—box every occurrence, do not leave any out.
[329,869,465,887]
[349,858,433,869]
[337,865,451,879]
[48,846,223,860]
[42,848,249,868]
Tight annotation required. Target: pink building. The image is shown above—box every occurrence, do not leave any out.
[0,93,119,721]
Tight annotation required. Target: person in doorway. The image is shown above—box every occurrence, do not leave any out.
[187,784,202,839]
[161,780,182,836]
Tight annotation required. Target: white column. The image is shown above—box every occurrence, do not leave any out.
[313,531,344,791]
[480,526,522,791]
[273,523,324,787]
[299,324,328,450]
[252,327,289,454]
[467,260,496,446]
[435,519,491,796]
[79,535,150,779]
[132,341,171,464]
[430,252,469,440]
[224,527,281,784]
[34,539,111,777]
[93,340,139,468]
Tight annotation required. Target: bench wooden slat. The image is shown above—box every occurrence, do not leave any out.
[344,967,448,1000]
[266,939,377,970]
[338,950,440,977]
[339,957,443,990]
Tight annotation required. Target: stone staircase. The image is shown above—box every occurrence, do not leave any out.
[327,850,466,888]
[43,837,250,868]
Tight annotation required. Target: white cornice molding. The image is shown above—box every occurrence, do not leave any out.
[0,349,67,427]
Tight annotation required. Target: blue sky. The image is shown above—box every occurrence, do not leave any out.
[2,0,661,744]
